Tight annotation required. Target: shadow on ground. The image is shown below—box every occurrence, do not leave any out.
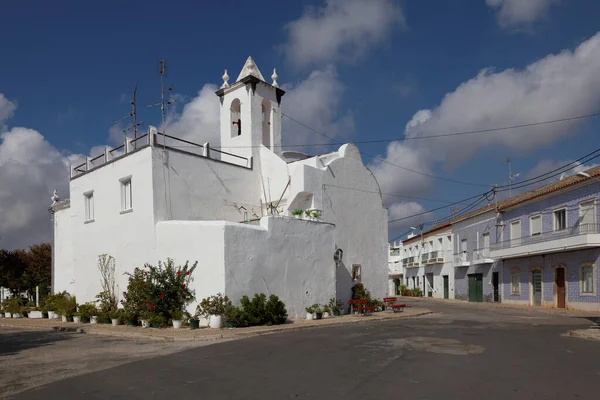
[0,330,76,356]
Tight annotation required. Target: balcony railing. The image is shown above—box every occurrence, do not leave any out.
[491,223,600,251]
[472,247,493,263]
[390,249,401,256]
[402,259,408,266]
[454,252,469,265]
[421,253,429,262]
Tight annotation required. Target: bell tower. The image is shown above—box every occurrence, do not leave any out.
[215,56,285,160]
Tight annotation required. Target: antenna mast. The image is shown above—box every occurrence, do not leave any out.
[506,158,519,197]
[115,79,142,139]
[147,58,174,148]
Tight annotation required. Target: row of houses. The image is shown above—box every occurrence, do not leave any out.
[388,167,600,311]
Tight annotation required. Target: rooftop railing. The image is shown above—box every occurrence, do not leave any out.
[71,127,252,178]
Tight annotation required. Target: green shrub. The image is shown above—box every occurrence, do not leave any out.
[236,293,287,327]
[78,302,98,319]
[351,282,371,301]
[196,293,232,316]
[4,297,24,314]
[43,292,68,312]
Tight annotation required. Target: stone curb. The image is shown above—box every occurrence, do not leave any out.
[0,309,433,343]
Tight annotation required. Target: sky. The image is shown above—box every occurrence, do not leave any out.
[2,0,600,250]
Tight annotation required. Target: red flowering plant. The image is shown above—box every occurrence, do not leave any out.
[141,258,197,322]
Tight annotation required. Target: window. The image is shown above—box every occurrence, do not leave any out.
[553,209,566,231]
[120,176,132,212]
[581,264,595,294]
[84,191,94,222]
[351,264,361,282]
[579,200,596,229]
[530,215,542,236]
[482,233,490,250]
[510,220,521,246]
[511,269,521,295]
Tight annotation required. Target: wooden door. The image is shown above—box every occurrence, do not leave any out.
[555,268,566,309]
[443,276,449,299]
[532,270,542,306]
[468,274,483,302]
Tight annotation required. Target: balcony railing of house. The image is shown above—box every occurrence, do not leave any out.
[402,258,408,266]
[390,249,401,256]
[472,247,493,263]
[490,223,600,250]
[406,256,419,267]
[71,127,252,178]
[421,253,429,263]
[427,250,445,264]
[453,252,470,265]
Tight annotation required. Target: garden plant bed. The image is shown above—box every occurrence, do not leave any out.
[0,306,432,342]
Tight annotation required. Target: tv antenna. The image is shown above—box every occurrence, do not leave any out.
[115,79,143,139]
[506,158,519,197]
[147,58,175,148]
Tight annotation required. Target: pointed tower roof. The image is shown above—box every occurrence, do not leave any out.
[236,56,265,82]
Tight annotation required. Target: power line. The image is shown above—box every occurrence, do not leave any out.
[283,113,490,188]
[322,184,477,205]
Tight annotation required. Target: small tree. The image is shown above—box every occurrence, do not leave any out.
[97,254,118,312]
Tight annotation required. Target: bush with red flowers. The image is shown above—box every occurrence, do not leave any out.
[122,258,197,323]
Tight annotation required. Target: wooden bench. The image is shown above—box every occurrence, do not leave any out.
[348,299,368,315]
[383,297,396,310]
[390,303,406,312]
[356,305,376,315]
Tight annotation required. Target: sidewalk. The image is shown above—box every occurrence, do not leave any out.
[403,296,600,316]
[0,307,432,343]
[567,328,600,342]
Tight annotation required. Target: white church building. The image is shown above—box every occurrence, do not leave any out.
[50,57,388,317]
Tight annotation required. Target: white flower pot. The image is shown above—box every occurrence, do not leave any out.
[140,319,150,328]
[28,311,43,319]
[5,313,12,318]
[209,314,222,329]
[306,312,313,320]
[61,315,67,322]
[172,320,182,329]
[47,311,54,319]
[73,316,81,323]
[90,316,98,324]
[111,318,120,326]
[13,313,22,319]
[199,316,210,327]
[323,312,330,319]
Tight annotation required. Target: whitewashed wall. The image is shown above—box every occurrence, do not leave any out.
[67,147,157,305]
[156,217,336,318]
[52,205,75,295]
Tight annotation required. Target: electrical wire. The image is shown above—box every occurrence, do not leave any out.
[283,113,491,188]
[322,184,477,205]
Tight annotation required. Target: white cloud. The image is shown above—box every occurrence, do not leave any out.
[283,0,404,67]
[487,0,558,28]
[388,201,431,240]
[0,94,17,127]
[281,66,354,149]
[371,31,600,233]
[0,126,73,250]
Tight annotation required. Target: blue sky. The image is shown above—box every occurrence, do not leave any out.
[2,0,600,248]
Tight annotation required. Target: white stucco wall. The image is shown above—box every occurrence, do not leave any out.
[67,147,157,304]
[155,217,336,318]
[52,205,74,294]
[152,148,263,223]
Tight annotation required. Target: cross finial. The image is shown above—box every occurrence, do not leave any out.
[271,68,279,87]
[221,69,230,89]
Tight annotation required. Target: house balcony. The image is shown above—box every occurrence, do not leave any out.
[421,253,429,264]
[453,253,470,267]
[405,256,419,268]
[490,223,600,260]
[472,248,494,265]
[427,250,445,265]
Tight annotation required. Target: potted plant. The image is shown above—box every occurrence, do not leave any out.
[139,310,151,328]
[328,298,341,317]
[305,305,315,320]
[322,304,331,319]
[0,305,4,318]
[150,313,165,328]
[304,209,313,220]
[291,209,303,219]
[171,309,184,329]
[124,309,138,326]
[311,211,321,220]
[5,297,24,318]
[109,308,124,326]
[197,293,232,329]
[78,302,97,323]
[313,304,323,320]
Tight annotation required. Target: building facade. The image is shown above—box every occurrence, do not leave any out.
[51,57,389,317]
[388,241,403,295]
[491,170,600,311]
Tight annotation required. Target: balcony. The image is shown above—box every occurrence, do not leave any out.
[453,252,470,267]
[490,223,600,260]
[421,253,429,264]
[406,256,419,268]
[472,248,494,265]
[427,250,445,264]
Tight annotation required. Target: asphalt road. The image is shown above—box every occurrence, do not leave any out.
[11,299,600,400]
